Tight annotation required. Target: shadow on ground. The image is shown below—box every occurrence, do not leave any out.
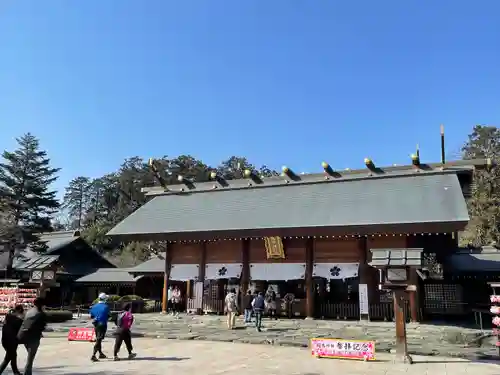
[38,369,117,375]
[132,356,189,361]
[36,357,190,373]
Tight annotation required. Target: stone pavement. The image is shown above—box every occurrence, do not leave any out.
[46,313,500,360]
[12,337,500,375]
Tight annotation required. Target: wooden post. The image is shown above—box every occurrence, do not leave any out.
[241,238,250,296]
[358,237,370,320]
[394,290,413,364]
[197,242,207,314]
[161,243,170,314]
[305,237,314,319]
[408,270,419,322]
[406,236,420,322]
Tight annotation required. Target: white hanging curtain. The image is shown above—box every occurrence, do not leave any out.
[170,264,200,281]
[313,263,359,280]
[205,264,242,280]
[249,263,306,281]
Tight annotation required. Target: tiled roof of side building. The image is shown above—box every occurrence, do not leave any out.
[38,230,81,253]
[128,254,165,274]
[16,255,60,270]
[75,268,138,284]
[107,168,470,239]
[446,246,500,272]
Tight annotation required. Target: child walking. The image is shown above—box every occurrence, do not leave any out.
[113,303,137,361]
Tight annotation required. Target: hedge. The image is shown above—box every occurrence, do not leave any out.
[92,294,121,304]
[118,295,143,302]
[46,310,73,323]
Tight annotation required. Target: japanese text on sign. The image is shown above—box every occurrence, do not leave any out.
[310,338,375,361]
[67,328,96,342]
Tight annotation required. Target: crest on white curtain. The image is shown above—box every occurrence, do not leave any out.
[313,263,359,280]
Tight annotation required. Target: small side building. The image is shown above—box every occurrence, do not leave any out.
[436,246,500,317]
[0,230,115,306]
[75,254,166,303]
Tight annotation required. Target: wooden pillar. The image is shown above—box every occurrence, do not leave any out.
[394,290,413,363]
[357,237,370,320]
[197,242,207,314]
[161,243,171,314]
[408,270,419,322]
[305,237,314,319]
[240,238,250,295]
[406,236,420,322]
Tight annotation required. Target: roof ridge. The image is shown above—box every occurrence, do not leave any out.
[144,168,463,197]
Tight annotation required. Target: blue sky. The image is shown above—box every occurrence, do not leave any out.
[1,1,498,198]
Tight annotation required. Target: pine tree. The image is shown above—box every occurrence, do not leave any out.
[0,133,60,276]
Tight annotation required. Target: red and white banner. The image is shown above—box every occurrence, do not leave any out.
[310,338,375,361]
[67,328,96,342]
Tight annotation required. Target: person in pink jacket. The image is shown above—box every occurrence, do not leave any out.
[113,303,137,361]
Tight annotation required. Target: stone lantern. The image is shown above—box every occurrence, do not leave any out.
[369,248,423,364]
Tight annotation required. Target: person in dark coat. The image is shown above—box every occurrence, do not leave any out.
[252,292,266,332]
[17,297,47,375]
[242,290,254,323]
[0,305,24,375]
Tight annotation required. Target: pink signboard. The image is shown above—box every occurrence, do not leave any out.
[310,338,375,361]
[68,327,96,342]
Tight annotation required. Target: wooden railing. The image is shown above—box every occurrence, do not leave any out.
[186,298,197,313]
[369,301,411,322]
[203,298,224,314]
[319,303,360,320]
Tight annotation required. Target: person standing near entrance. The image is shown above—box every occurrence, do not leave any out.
[252,292,265,332]
[113,303,137,361]
[224,288,238,329]
[171,286,181,316]
[265,288,278,320]
[89,293,110,362]
[17,297,47,375]
[167,286,173,314]
[0,305,24,375]
[242,290,254,324]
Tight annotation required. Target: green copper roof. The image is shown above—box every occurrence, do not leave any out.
[107,171,469,239]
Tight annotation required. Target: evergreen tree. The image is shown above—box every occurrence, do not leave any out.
[62,176,91,229]
[461,125,500,246]
[217,156,255,179]
[0,133,60,276]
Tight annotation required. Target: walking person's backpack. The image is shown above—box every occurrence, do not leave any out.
[116,310,133,330]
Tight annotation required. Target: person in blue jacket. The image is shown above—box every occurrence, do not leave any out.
[89,293,110,362]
